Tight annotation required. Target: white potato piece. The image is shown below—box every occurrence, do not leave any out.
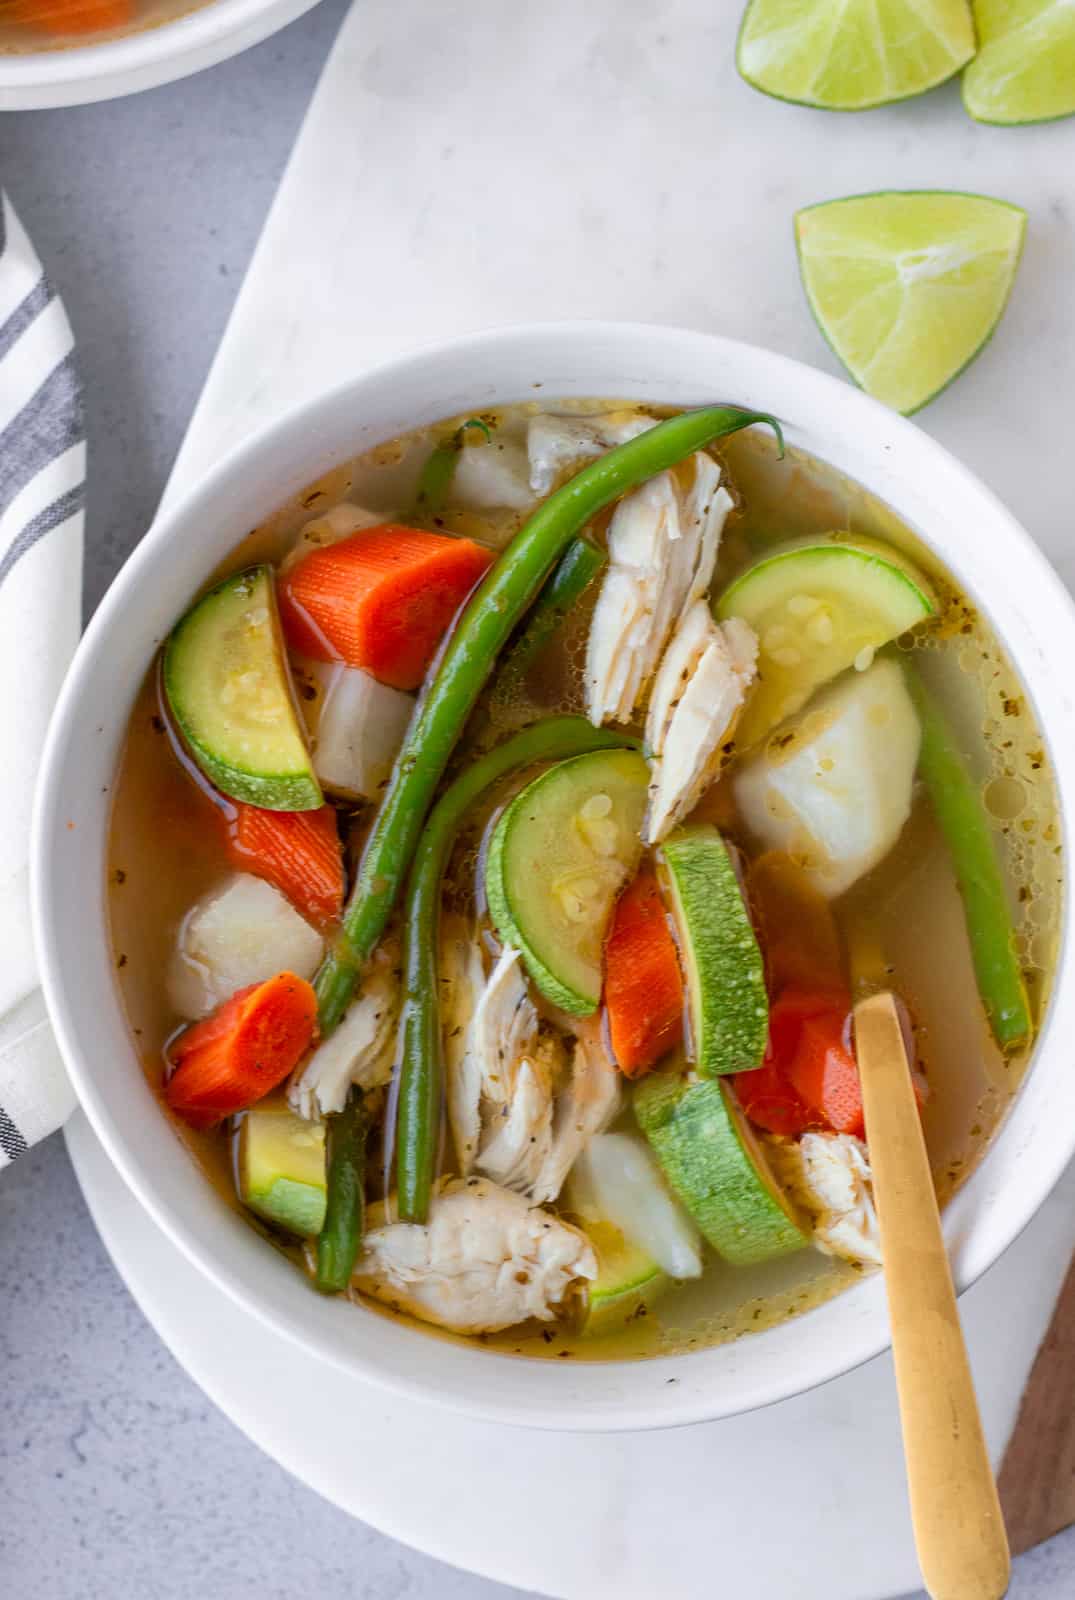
[303,662,413,801]
[733,658,921,898]
[354,1178,596,1333]
[567,1131,704,1280]
[767,1132,881,1267]
[168,874,323,1020]
[289,966,398,1119]
[279,502,385,576]
[451,438,535,511]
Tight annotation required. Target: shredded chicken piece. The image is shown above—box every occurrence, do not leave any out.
[354,1178,596,1334]
[531,1023,622,1205]
[440,922,487,1173]
[644,610,758,843]
[766,1132,881,1267]
[288,965,397,1120]
[527,411,657,496]
[585,453,734,726]
[477,1055,556,1193]
[470,945,538,1105]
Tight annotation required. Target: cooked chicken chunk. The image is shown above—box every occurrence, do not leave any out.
[531,1023,622,1205]
[644,609,758,843]
[478,1054,557,1194]
[354,1178,597,1333]
[288,963,398,1119]
[766,1132,881,1267]
[527,410,656,496]
[440,937,612,1203]
[440,922,488,1173]
[585,453,734,726]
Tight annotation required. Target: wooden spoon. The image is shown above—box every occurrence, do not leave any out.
[854,991,1011,1600]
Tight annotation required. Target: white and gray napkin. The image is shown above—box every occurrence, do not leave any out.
[0,189,85,1168]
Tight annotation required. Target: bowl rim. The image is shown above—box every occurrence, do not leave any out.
[0,0,320,109]
[32,319,1075,1431]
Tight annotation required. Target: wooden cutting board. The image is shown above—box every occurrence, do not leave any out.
[1000,1254,1075,1554]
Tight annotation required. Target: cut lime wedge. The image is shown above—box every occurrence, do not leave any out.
[795,191,1027,414]
[963,0,1075,125]
[736,0,976,110]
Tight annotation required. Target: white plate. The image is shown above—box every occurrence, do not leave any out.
[67,1108,1075,1599]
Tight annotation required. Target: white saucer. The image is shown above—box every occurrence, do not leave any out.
[66,1108,1075,1599]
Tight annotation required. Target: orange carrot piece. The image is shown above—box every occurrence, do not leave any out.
[733,1061,820,1138]
[165,972,317,1131]
[787,1013,865,1139]
[227,802,344,928]
[277,524,493,691]
[14,0,131,32]
[604,870,684,1078]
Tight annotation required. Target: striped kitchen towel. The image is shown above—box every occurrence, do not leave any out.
[0,190,84,1167]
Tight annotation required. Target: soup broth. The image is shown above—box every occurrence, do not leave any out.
[108,400,1061,1363]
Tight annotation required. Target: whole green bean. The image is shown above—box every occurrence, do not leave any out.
[904,664,1031,1051]
[490,535,607,713]
[415,418,491,515]
[315,1087,367,1292]
[396,715,640,1223]
[315,404,782,1034]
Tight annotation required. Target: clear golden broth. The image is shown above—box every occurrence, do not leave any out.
[107,402,1062,1363]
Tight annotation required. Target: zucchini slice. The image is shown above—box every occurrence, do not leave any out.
[164,566,323,810]
[485,747,648,1014]
[238,1100,327,1236]
[716,536,934,747]
[634,1071,808,1266]
[659,825,768,1076]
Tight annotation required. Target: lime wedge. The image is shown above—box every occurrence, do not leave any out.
[795,191,1027,414]
[963,1,1075,124]
[736,0,975,110]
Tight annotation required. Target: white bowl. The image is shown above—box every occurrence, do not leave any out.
[0,0,320,110]
[32,322,1075,1431]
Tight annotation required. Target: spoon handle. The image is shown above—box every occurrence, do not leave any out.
[854,992,1010,1600]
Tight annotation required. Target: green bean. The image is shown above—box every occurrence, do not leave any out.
[414,418,491,515]
[315,404,782,1034]
[490,535,607,713]
[396,715,640,1223]
[315,1087,367,1292]
[904,663,1031,1052]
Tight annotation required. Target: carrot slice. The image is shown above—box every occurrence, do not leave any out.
[227,802,344,928]
[277,524,493,691]
[13,0,131,31]
[165,972,318,1131]
[787,1013,865,1138]
[733,1061,821,1138]
[604,869,685,1078]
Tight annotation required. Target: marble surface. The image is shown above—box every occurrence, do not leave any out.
[4,3,1075,1596]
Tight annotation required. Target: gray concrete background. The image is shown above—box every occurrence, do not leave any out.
[3,12,1075,1595]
